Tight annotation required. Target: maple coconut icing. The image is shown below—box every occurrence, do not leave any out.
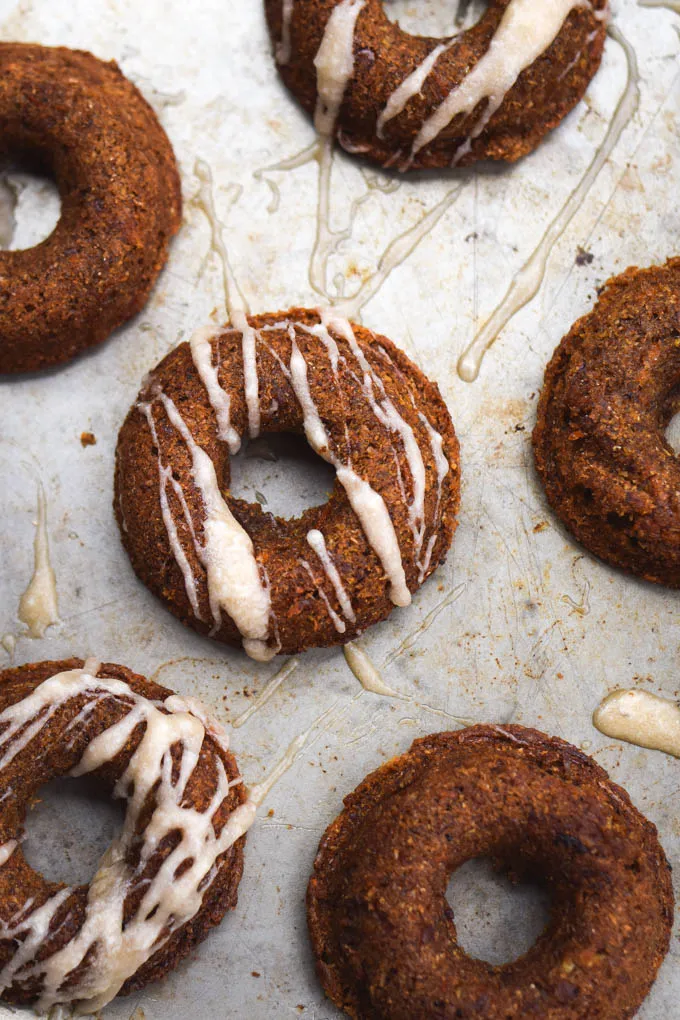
[0,659,256,1013]
[266,0,609,170]
[115,309,460,660]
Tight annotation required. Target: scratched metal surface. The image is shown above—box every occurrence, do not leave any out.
[0,0,679,1017]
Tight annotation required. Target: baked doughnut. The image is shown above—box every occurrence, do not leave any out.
[265,0,608,171]
[114,309,459,660]
[0,658,251,1012]
[0,44,182,374]
[533,259,680,587]
[307,725,673,1019]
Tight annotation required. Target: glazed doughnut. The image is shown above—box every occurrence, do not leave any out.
[0,658,252,1012]
[307,725,673,1020]
[114,309,459,660]
[265,0,609,171]
[0,44,182,374]
[533,259,680,587]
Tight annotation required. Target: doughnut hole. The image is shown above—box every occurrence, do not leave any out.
[446,857,552,965]
[228,432,336,519]
[22,775,125,887]
[0,168,61,252]
[382,0,489,37]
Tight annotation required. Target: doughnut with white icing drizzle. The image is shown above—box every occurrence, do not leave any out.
[0,658,251,1012]
[115,309,460,659]
[265,0,609,170]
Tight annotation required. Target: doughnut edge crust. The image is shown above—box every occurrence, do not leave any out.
[0,44,182,374]
[0,658,248,1010]
[307,724,673,1019]
[114,308,460,659]
[264,0,608,171]
[533,258,680,587]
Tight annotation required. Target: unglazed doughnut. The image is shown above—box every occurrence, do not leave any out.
[114,309,460,660]
[533,259,680,587]
[0,658,251,1012]
[307,725,673,1019]
[0,44,182,374]
[265,0,609,171]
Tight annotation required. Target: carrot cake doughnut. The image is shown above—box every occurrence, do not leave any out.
[114,309,460,660]
[308,725,673,1019]
[265,0,609,171]
[0,658,251,1013]
[0,44,182,374]
[533,258,680,587]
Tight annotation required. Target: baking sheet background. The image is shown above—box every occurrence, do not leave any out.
[1,0,679,1016]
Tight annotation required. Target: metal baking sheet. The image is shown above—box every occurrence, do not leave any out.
[1,0,679,1016]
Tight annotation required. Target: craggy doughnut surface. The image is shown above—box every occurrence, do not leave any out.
[533,259,680,587]
[0,659,246,1009]
[265,0,608,170]
[115,309,460,658]
[0,44,182,374]
[307,725,673,1019]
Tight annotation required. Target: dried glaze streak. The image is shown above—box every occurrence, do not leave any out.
[0,659,250,1012]
[115,310,459,656]
[307,725,674,1020]
[265,0,608,170]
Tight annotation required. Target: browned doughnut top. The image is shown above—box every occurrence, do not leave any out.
[0,44,182,374]
[0,658,248,1012]
[533,259,680,587]
[307,725,673,1019]
[265,0,608,171]
[114,309,460,660]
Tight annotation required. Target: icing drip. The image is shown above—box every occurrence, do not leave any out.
[148,388,274,661]
[343,642,399,696]
[0,662,257,1013]
[18,482,59,639]
[407,0,596,166]
[376,38,456,140]
[457,22,637,382]
[138,403,204,622]
[277,0,296,63]
[301,559,347,632]
[193,160,260,439]
[313,0,367,138]
[593,689,680,758]
[233,658,299,728]
[307,529,356,623]
[288,325,411,607]
[190,326,241,454]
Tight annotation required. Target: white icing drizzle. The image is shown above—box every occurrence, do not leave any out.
[190,325,241,454]
[193,160,261,439]
[0,841,17,868]
[376,38,456,140]
[306,529,356,623]
[288,324,411,607]
[277,0,296,63]
[138,402,204,622]
[313,0,367,137]
[0,661,257,1013]
[301,559,347,632]
[457,23,638,382]
[1,634,16,661]
[593,689,680,758]
[18,482,59,639]
[343,641,399,697]
[233,658,299,728]
[408,0,593,166]
[150,388,274,661]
